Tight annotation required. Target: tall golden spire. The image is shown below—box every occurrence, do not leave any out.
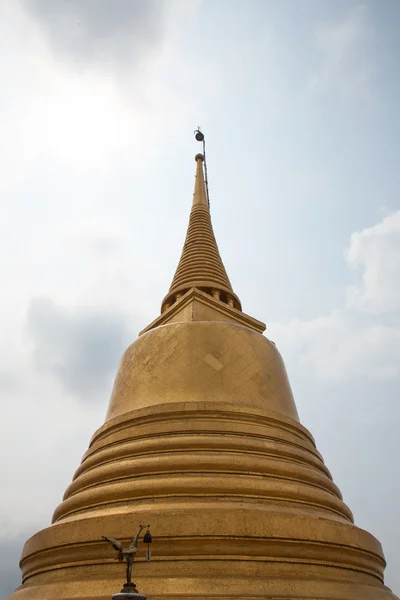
[161,152,241,312]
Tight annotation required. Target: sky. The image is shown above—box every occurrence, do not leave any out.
[1,0,400,597]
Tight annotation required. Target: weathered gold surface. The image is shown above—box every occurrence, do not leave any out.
[105,321,298,422]
[8,154,398,600]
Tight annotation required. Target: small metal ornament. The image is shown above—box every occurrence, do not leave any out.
[103,524,152,599]
[194,129,204,142]
[143,529,152,563]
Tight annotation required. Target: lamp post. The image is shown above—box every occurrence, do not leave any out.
[102,525,153,599]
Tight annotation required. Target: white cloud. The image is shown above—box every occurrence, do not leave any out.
[306,4,372,100]
[317,4,369,60]
[0,294,138,541]
[346,211,400,313]
[0,346,105,537]
[269,212,400,382]
[270,310,400,382]
[22,0,169,69]
[63,217,125,254]
[0,1,203,194]
[27,297,133,397]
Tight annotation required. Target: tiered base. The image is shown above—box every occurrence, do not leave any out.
[9,401,398,600]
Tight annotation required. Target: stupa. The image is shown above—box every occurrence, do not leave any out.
[9,135,398,600]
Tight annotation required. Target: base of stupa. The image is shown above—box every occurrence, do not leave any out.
[9,577,399,600]
[112,594,146,600]
[112,595,146,600]
[112,583,146,600]
[8,398,399,600]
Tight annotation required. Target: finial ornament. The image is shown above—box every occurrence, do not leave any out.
[102,524,152,599]
[194,127,204,142]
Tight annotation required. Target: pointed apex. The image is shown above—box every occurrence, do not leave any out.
[193,153,208,209]
[161,147,242,314]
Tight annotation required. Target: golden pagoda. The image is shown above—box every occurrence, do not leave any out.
[9,140,398,600]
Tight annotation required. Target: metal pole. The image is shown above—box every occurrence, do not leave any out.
[203,136,210,210]
[194,128,210,209]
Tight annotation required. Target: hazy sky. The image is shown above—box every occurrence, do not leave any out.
[1,1,400,597]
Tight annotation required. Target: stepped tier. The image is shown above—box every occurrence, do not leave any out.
[10,321,398,600]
